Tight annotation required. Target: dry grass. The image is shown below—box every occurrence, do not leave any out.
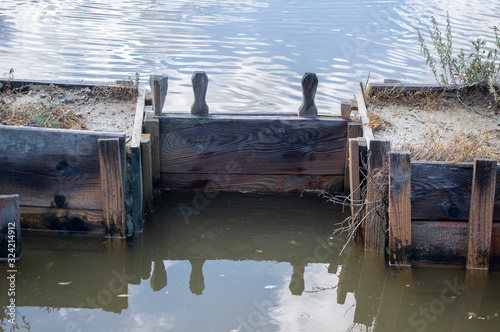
[91,85,137,100]
[366,86,452,112]
[393,128,500,162]
[367,110,391,131]
[0,101,87,130]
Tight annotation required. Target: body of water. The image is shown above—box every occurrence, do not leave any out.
[1,0,500,113]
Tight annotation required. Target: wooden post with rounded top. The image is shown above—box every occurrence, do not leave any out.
[191,71,209,115]
[298,73,318,117]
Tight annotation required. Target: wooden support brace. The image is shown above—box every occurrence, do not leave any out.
[98,138,126,238]
[144,118,161,197]
[298,73,318,117]
[0,195,21,260]
[141,134,154,212]
[344,123,364,193]
[340,101,352,119]
[191,71,209,115]
[149,75,168,116]
[349,139,362,217]
[466,158,497,270]
[365,140,391,253]
[388,152,412,267]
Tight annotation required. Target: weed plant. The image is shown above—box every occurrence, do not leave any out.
[416,12,500,101]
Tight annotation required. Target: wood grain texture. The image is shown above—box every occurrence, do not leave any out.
[158,115,348,175]
[98,139,125,238]
[191,72,209,115]
[0,125,125,211]
[411,162,473,221]
[161,173,344,192]
[365,140,390,253]
[344,124,363,193]
[340,101,351,119]
[298,73,318,117]
[141,134,154,211]
[0,195,21,260]
[130,87,146,148]
[349,139,361,216]
[149,75,168,115]
[20,206,105,233]
[467,159,497,270]
[388,152,411,267]
[144,118,160,195]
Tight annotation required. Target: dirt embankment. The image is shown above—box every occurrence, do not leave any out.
[365,85,500,162]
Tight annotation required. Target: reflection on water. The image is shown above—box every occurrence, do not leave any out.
[1,1,500,113]
[1,192,500,331]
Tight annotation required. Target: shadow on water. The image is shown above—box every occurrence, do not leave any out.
[1,192,500,331]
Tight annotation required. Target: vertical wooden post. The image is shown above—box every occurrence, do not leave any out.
[340,101,352,119]
[298,73,318,117]
[149,75,168,116]
[344,123,363,193]
[0,195,21,261]
[191,71,209,115]
[365,140,391,253]
[98,138,126,238]
[144,117,161,197]
[388,152,412,267]
[466,158,497,270]
[349,139,361,217]
[141,134,154,212]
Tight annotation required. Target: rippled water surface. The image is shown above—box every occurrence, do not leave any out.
[1,0,500,113]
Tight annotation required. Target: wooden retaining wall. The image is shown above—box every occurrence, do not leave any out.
[352,82,500,270]
[0,125,127,236]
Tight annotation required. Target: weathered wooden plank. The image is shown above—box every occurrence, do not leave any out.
[130,87,146,149]
[158,115,348,175]
[144,118,161,196]
[161,173,344,192]
[149,75,168,116]
[344,123,363,193]
[0,195,21,260]
[495,165,500,221]
[388,152,411,267]
[191,72,209,115]
[298,73,318,117]
[411,162,473,221]
[0,126,125,211]
[98,139,126,238]
[467,159,497,270]
[349,139,362,217]
[141,134,154,212]
[365,140,390,253]
[20,206,105,233]
[367,83,447,94]
[340,101,351,119]
[356,88,374,145]
[131,146,143,233]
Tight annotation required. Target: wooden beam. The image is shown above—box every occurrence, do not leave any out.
[340,101,351,119]
[191,72,209,115]
[298,73,318,117]
[349,139,362,217]
[130,87,146,149]
[355,92,374,146]
[388,152,411,267]
[466,159,497,270]
[98,138,126,238]
[141,134,154,212]
[344,123,363,193]
[144,117,161,197]
[158,115,348,175]
[149,75,168,116]
[20,206,104,233]
[365,140,391,253]
[0,195,21,261]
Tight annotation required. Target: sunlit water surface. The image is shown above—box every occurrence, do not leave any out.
[1,0,500,113]
[1,193,500,331]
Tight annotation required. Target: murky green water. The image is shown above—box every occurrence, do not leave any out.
[2,192,500,331]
